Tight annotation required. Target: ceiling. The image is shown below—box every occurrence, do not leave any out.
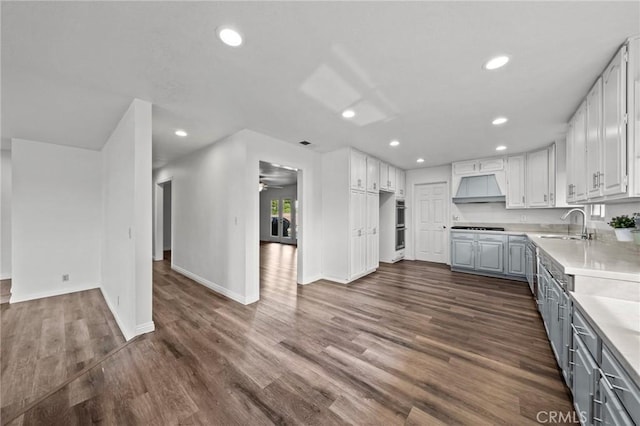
[2,2,638,170]
[259,161,298,187]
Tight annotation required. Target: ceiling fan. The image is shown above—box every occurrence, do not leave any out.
[259,176,283,192]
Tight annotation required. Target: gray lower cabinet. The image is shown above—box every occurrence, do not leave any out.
[597,377,634,425]
[451,239,474,269]
[572,331,599,425]
[476,239,504,273]
[507,236,526,276]
[600,346,640,423]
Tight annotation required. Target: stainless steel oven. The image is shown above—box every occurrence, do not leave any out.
[396,228,405,250]
[396,200,406,228]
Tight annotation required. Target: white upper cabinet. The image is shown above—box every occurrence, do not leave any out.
[453,160,478,175]
[388,164,397,192]
[602,46,628,196]
[506,155,526,208]
[453,158,504,175]
[565,39,638,203]
[572,102,589,202]
[379,161,389,191]
[350,150,367,190]
[396,169,406,198]
[526,148,551,207]
[366,156,380,193]
[586,78,603,199]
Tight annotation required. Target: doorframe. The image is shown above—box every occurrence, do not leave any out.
[153,177,173,262]
[412,181,450,265]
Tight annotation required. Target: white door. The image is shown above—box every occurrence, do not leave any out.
[585,78,603,198]
[526,148,550,207]
[602,46,627,196]
[415,182,448,263]
[269,198,296,244]
[366,157,380,193]
[506,155,526,208]
[350,150,366,190]
[573,103,588,202]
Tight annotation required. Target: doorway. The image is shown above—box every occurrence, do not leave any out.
[153,178,172,262]
[415,182,449,263]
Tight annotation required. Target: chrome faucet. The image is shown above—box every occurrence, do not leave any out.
[561,208,588,239]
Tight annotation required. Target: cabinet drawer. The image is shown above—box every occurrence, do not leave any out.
[451,232,475,241]
[508,235,527,243]
[572,308,600,362]
[477,234,506,242]
[601,345,640,424]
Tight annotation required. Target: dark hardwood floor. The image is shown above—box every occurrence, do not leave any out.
[3,243,574,425]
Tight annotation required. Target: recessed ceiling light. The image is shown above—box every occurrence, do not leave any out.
[175,129,187,137]
[389,140,400,147]
[217,27,243,47]
[484,55,510,70]
[492,117,508,126]
[496,145,507,151]
[342,109,355,119]
[417,158,425,163]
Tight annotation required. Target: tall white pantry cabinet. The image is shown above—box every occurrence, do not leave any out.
[322,148,380,283]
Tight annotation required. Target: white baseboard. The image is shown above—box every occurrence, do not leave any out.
[0,273,11,280]
[99,287,135,341]
[11,283,100,304]
[322,275,350,285]
[135,321,155,335]
[171,264,250,305]
[299,274,322,285]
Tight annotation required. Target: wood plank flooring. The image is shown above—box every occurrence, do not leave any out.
[3,243,574,425]
[1,288,125,423]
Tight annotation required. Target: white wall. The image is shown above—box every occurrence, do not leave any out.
[11,139,102,302]
[101,98,153,340]
[1,150,11,279]
[259,184,297,242]
[154,128,323,305]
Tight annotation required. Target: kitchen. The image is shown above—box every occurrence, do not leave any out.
[3,1,640,424]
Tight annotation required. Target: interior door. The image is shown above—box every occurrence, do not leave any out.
[415,182,448,263]
[269,198,296,244]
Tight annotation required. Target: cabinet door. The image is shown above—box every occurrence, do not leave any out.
[598,378,635,426]
[566,120,577,203]
[602,47,628,197]
[479,158,504,172]
[366,157,380,193]
[388,165,397,191]
[379,162,389,191]
[526,148,550,207]
[586,78,604,199]
[572,331,598,425]
[366,192,379,271]
[451,240,475,269]
[396,169,406,198]
[453,160,478,175]
[350,150,367,190]
[573,103,588,202]
[476,240,504,273]
[537,266,548,319]
[548,143,556,206]
[547,279,562,364]
[506,155,526,208]
[350,190,366,278]
[560,290,571,385]
[507,242,526,276]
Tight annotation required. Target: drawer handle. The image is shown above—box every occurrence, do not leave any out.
[571,324,589,336]
[604,373,629,392]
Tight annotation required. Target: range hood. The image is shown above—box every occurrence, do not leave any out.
[452,174,506,204]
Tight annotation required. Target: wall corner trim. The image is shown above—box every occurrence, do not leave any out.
[171,264,250,305]
[99,287,135,341]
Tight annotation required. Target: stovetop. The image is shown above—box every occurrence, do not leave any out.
[451,226,505,231]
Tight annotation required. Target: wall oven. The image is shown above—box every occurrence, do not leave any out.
[396,200,406,250]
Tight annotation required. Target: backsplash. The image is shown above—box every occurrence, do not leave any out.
[452,203,572,225]
[455,222,570,233]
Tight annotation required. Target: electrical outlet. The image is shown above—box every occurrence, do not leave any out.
[62,274,69,282]
[520,215,527,222]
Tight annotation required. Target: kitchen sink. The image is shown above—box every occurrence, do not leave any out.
[538,235,584,240]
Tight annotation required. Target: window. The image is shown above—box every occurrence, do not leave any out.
[590,204,606,221]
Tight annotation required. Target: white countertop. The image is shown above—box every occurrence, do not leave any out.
[527,233,640,282]
[450,229,527,236]
[571,293,640,385]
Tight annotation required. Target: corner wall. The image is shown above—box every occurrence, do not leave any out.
[1,150,11,279]
[11,139,102,302]
[101,98,153,340]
